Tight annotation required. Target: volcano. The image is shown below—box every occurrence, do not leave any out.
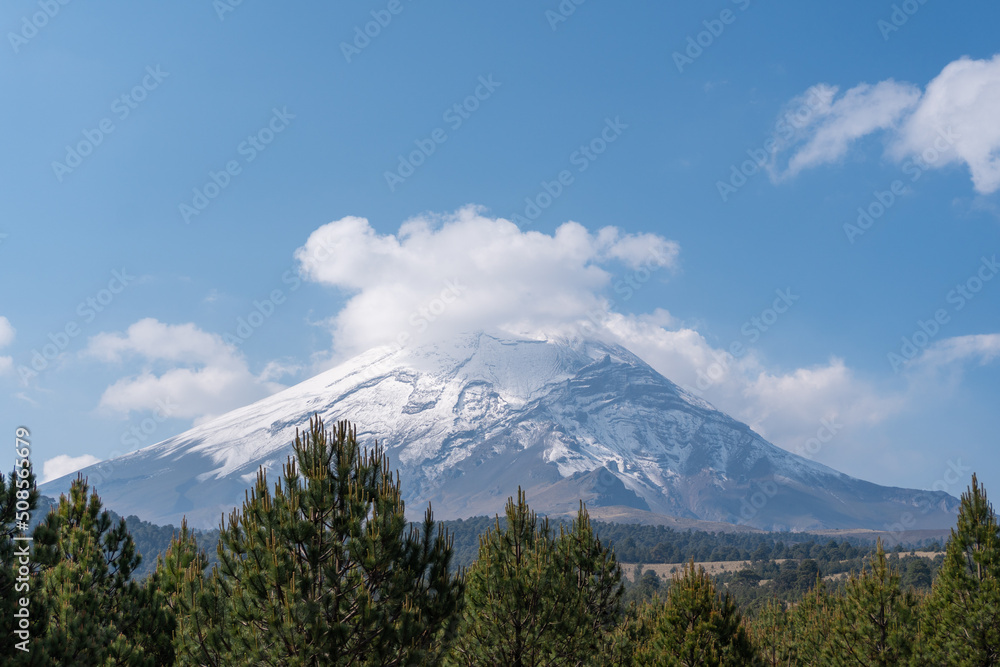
[42,332,958,531]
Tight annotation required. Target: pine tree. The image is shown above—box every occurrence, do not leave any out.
[748,599,795,667]
[175,416,464,666]
[633,560,759,666]
[147,519,208,665]
[626,565,664,604]
[827,540,917,666]
[602,601,658,666]
[151,519,207,607]
[786,579,835,665]
[449,491,624,666]
[795,559,821,593]
[28,475,163,665]
[173,557,230,667]
[555,503,626,659]
[920,473,1000,665]
[900,557,932,591]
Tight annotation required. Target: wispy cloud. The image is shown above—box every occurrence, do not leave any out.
[770,54,1000,194]
[910,333,1000,371]
[769,80,920,181]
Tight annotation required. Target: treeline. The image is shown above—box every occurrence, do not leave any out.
[34,491,928,580]
[441,517,881,570]
[1,415,998,664]
[27,495,220,581]
[125,519,220,580]
[132,511,880,576]
[593,523,874,565]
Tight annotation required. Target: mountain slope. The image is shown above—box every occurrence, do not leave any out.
[42,332,959,531]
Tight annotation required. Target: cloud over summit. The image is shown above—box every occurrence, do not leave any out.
[295,206,680,355]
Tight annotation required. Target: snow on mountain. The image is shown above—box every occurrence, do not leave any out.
[41,332,959,531]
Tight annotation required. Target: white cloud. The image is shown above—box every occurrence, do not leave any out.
[296,208,900,462]
[0,316,14,348]
[910,334,1000,371]
[892,55,1000,194]
[42,454,101,483]
[740,359,902,448]
[85,318,285,421]
[296,206,679,357]
[771,54,1000,194]
[770,80,920,181]
[0,316,14,375]
[88,319,229,364]
[598,314,903,456]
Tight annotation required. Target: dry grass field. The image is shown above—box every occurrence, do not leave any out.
[621,551,944,582]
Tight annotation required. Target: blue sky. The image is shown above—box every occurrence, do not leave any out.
[2,1,999,499]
